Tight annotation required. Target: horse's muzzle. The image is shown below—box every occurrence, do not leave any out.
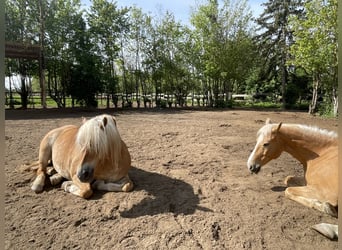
[248,164,261,174]
[77,165,94,182]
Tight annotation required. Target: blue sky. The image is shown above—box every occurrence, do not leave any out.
[80,0,265,25]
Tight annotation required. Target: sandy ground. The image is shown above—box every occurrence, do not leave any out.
[5,108,338,250]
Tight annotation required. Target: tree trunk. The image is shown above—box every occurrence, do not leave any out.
[39,0,46,108]
[308,73,320,115]
[19,75,29,109]
[281,64,287,109]
[332,86,338,117]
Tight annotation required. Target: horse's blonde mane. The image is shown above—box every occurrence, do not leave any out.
[297,124,338,139]
[258,123,337,142]
[76,114,122,167]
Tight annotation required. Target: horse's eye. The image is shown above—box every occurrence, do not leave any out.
[263,143,270,147]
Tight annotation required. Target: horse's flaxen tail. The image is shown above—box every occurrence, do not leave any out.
[312,223,338,240]
[18,161,40,172]
[19,160,55,177]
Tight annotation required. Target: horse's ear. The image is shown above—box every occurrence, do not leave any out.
[271,122,282,134]
[103,116,108,127]
[82,117,87,124]
[265,118,272,124]
[276,122,282,132]
[111,116,117,126]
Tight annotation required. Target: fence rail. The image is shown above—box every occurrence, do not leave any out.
[5,91,277,109]
[5,91,213,109]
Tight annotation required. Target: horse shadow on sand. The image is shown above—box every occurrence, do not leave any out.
[34,165,210,217]
[116,166,212,218]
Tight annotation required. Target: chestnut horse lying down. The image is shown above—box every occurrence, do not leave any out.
[30,114,133,198]
[247,119,338,240]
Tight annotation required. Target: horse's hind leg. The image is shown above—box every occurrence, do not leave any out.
[49,173,64,186]
[284,176,306,187]
[285,186,337,217]
[31,138,52,193]
[92,175,134,192]
[31,162,48,193]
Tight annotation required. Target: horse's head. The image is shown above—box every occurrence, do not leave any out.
[76,114,121,182]
[247,118,283,174]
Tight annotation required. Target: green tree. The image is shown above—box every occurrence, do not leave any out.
[44,0,83,108]
[288,0,337,115]
[141,15,164,106]
[255,0,304,109]
[68,15,102,107]
[191,0,254,107]
[87,0,130,108]
[156,12,192,107]
[127,7,145,107]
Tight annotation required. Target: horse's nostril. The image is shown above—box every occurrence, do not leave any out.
[83,170,89,178]
[77,165,94,182]
[249,164,260,174]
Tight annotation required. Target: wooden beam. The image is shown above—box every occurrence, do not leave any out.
[5,42,41,60]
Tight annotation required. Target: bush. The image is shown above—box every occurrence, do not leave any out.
[160,100,167,108]
[214,99,232,108]
[317,102,334,117]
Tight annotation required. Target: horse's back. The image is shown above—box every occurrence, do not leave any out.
[41,125,78,147]
[38,125,77,159]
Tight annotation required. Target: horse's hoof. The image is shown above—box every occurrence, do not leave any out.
[81,189,93,199]
[46,167,57,176]
[61,181,71,190]
[122,181,134,192]
[284,175,295,186]
[323,202,338,217]
[312,223,338,240]
[31,184,44,193]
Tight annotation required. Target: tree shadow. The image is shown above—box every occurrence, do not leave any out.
[5,107,189,121]
[119,166,211,218]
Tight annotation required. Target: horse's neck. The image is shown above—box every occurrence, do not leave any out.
[278,125,334,166]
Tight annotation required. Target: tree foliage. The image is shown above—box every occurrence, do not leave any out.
[255,0,304,108]
[87,0,130,107]
[191,0,256,106]
[4,0,338,116]
[288,0,337,115]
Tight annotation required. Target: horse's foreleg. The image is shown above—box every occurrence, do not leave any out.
[61,179,93,199]
[285,186,337,217]
[92,175,133,192]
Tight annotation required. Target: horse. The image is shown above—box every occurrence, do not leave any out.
[30,114,133,199]
[247,118,338,240]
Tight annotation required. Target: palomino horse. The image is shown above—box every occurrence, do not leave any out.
[31,114,133,198]
[247,119,338,240]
